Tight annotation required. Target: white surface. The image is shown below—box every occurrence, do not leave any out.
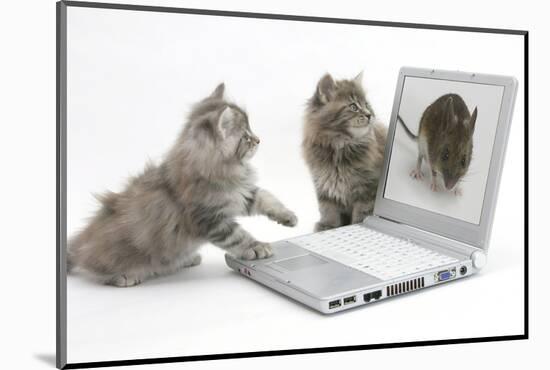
[3,0,548,370]
[67,238,523,363]
[64,2,525,364]
[385,77,504,224]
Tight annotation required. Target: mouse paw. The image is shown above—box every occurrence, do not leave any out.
[453,187,463,196]
[430,182,439,192]
[410,168,424,180]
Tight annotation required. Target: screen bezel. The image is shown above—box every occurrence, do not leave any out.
[374,67,518,250]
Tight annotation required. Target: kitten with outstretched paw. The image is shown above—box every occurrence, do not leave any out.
[68,83,297,286]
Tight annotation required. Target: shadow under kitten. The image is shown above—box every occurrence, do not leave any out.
[68,83,297,287]
[302,72,387,232]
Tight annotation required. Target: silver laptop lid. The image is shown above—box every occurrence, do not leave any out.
[374,67,518,250]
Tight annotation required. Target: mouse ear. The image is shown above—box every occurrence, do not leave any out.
[444,96,456,128]
[469,107,478,134]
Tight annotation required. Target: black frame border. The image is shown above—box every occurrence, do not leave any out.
[56,1,529,369]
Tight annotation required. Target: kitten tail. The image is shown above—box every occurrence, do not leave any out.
[66,236,80,274]
[66,253,74,273]
[66,227,90,274]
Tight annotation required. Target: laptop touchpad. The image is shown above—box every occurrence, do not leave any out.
[273,254,327,271]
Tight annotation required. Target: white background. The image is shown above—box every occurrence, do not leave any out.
[65,3,524,364]
[0,0,546,369]
[385,77,504,224]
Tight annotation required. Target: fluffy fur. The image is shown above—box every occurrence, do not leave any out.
[303,73,387,231]
[68,83,297,287]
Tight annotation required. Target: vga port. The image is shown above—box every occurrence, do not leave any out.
[436,268,456,282]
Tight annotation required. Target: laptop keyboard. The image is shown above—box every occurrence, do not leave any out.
[288,224,459,280]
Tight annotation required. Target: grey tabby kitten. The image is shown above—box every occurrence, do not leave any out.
[303,72,387,232]
[68,83,297,287]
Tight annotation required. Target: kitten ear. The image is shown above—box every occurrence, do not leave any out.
[316,73,336,104]
[210,83,225,99]
[469,107,478,134]
[217,106,234,139]
[354,71,364,85]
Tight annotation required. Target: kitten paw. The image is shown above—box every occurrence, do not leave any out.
[274,210,298,227]
[108,274,142,287]
[183,254,202,267]
[240,242,273,260]
[410,168,424,180]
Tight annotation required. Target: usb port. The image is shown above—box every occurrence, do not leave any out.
[343,296,356,305]
[329,299,342,309]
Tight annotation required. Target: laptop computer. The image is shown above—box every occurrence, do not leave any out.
[225,67,518,314]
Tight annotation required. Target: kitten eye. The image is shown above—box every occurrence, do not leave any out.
[349,103,359,112]
[442,149,450,161]
[461,156,466,167]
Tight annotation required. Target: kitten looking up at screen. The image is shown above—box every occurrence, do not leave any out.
[67,83,297,287]
[303,72,387,231]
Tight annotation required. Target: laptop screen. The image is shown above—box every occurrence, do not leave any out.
[383,76,505,225]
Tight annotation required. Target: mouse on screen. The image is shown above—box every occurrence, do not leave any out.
[397,93,477,196]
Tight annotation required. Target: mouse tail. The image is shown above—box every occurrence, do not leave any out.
[397,115,418,141]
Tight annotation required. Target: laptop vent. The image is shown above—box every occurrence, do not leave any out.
[386,277,424,297]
